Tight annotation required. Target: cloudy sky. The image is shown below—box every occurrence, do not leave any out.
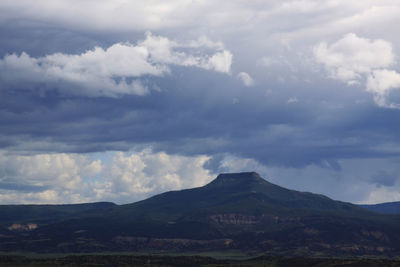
[1,0,400,204]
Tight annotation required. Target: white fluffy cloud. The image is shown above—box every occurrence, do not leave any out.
[205,51,233,73]
[366,69,400,108]
[0,46,156,97]
[0,33,232,97]
[314,33,400,108]
[314,33,394,84]
[237,72,254,86]
[0,151,102,203]
[139,33,232,73]
[99,149,213,202]
[0,149,213,204]
[0,151,102,189]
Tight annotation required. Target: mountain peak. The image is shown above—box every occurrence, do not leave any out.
[216,172,262,180]
[206,172,265,188]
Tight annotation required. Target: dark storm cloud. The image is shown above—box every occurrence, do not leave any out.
[2,62,400,170]
[0,20,114,58]
[370,170,398,187]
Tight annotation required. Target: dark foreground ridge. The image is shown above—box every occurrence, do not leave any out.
[1,172,400,257]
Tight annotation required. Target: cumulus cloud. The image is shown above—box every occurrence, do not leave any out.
[0,46,156,97]
[0,149,213,204]
[139,33,232,72]
[0,33,232,97]
[366,69,400,108]
[314,33,400,108]
[205,50,233,73]
[0,151,102,189]
[99,149,213,202]
[0,151,103,203]
[314,33,394,83]
[237,72,254,86]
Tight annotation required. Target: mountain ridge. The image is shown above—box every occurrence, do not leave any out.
[359,201,400,214]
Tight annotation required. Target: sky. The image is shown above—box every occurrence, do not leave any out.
[1,0,400,205]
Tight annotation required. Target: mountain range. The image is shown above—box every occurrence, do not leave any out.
[359,201,400,214]
[1,172,400,256]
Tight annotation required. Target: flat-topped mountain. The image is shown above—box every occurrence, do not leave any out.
[116,172,368,223]
[1,172,400,256]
